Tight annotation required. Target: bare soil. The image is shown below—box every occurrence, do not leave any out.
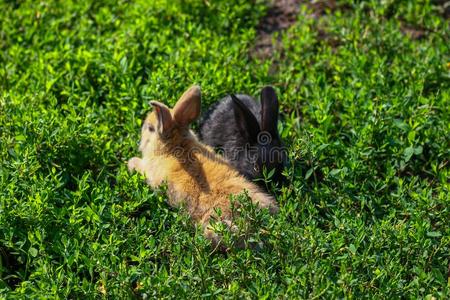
[251,0,346,60]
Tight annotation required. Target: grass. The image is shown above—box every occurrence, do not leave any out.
[0,0,449,298]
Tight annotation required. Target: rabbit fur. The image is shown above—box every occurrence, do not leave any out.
[199,86,286,185]
[127,86,278,248]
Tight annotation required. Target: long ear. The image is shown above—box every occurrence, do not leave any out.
[260,86,279,136]
[173,85,201,127]
[231,94,260,144]
[150,101,173,134]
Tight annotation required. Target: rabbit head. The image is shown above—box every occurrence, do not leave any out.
[139,85,201,155]
[231,86,286,183]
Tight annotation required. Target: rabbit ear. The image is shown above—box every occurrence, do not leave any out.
[260,86,279,136]
[150,101,173,134]
[231,94,260,144]
[173,85,201,127]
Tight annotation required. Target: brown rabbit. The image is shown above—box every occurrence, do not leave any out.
[127,86,278,248]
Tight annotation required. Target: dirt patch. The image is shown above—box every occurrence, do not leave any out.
[251,0,446,62]
[400,24,428,40]
[432,0,450,19]
[252,0,302,60]
[398,1,449,39]
[251,0,347,60]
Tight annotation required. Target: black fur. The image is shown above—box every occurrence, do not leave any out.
[261,87,279,136]
[199,86,286,187]
[231,94,260,145]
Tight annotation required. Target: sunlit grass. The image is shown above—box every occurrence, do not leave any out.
[0,0,449,298]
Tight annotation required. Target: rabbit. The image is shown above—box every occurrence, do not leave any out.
[199,86,287,186]
[127,85,278,249]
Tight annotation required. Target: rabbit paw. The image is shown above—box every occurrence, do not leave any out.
[127,157,142,172]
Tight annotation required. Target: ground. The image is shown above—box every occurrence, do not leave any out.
[0,0,449,298]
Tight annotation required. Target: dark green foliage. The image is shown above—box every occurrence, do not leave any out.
[0,0,449,298]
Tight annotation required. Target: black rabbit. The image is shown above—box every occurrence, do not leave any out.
[199,86,286,186]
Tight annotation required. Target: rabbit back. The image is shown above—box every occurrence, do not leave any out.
[199,94,261,179]
[199,94,260,142]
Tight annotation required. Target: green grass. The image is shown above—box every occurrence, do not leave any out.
[1,0,449,298]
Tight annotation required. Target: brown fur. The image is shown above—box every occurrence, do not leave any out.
[128,86,278,247]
